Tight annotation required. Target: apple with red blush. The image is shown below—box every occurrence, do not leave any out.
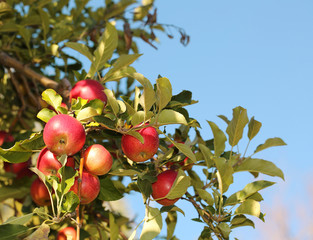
[70,171,100,204]
[0,131,14,146]
[57,227,77,240]
[121,126,159,162]
[4,158,33,179]
[30,178,51,206]
[36,147,75,177]
[70,79,107,105]
[43,114,86,156]
[83,144,112,175]
[151,169,180,206]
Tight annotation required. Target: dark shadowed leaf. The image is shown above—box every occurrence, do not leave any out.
[0,224,29,240]
[99,177,123,201]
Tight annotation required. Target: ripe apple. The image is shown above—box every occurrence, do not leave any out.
[83,144,113,175]
[37,147,75,177]
[43,114,86,156]
[0,131,14,146]
[151,170,179,206]
[30,178,51,206]
[70,79,107,105]
[4,158,33,179]
[121,126,159,162]
[57,226,77,240]
[71,171,100,204]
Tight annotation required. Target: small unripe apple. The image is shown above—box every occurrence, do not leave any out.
[71,171,100,204]
[43,114,86,156]
[4,158,33,179]
[83,144,113,175]
[37,147,75,177]
[70,79,107,105]
[57,226,77,240]
[121,126,159,162]
[30,178,51,206]
[151,170,179,206]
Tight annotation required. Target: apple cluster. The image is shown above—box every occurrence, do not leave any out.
[31,79,113,206]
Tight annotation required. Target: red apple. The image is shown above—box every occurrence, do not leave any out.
[121,126,159,162]
[151,170,180,206]
[30,178,51,206]
[43,114,86,156]
[0,131,14,146]
[83,144,112,175]
[37,147,75,177]
[70,79,107,105]
[71,171,100,204]
[57,227,77,240]
[4,158,33,179]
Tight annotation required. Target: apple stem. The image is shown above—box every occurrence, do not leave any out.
[76,157,84,240]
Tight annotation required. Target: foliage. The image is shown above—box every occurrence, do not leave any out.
[0,0,285,239]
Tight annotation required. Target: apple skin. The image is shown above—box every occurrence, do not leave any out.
[71,171,100,204]
[4,158,33,179]
[121,126,159,162]
[43,114,86,156]
[70,79,107,105]
[83,144,113,175]
[151,170,179,206]
[30,178,51,206]
[37,147,75,177]
[0,131,14,146]
[57,227,77,240]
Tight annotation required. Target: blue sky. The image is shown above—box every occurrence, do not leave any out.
[126,1,313,239]
[79,0,313,239]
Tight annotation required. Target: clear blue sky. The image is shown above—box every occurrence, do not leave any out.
[87,1,313,239]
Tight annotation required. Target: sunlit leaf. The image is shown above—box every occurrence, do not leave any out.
[213,157,234,194]
[254,137,287,154]
[247,117,262,140]
[165,169,190,200]
[41,89,62,111]
[37,108,56,123]
[65,42,93,62]
[235,199,260,218]
[156,77,172,111]
[207,121,226,157]
[140,207,162,240]
[4,213,33,226]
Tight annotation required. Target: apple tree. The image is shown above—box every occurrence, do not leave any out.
[0,1,286,239]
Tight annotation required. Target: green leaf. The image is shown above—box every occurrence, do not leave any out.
[234,158,284,180]
[64,42,93,62]
[137,178,152,203]
[218,115,230,124]
[212,157,234,194]
[0,2,12,14]
[140,206,162,240]
[217,222,231,239]
[247,117,262,140]
[109,213,119,240]
[87,22,118,78]
[99,177,123,201]
[76,107,99,121]
[198,143,214,168]
[93,115,116,130]
[226,106,249,147]
[58,165,77,194]
[165,169,190,200]
[84,99,105,115]
[125,130,145,144]
[0,133,44,163]
[196,188,214,205]
[254,137,287,154]
[235,199,260,218]
[103,66,136,82]
[104,89,120,116]
[18,26,31,52]
[160,206,185,216]
[131,111,153,126]
[156,77,172,111]
[0,185,30,202]
[37,108,57,123]
[166,211,177,240]
[126,72,156,115]
[231,215,255,229]
[157,109,187,126]
[103,54,142,81]
[0,22,20,32]
[0,224,29,240]
[207,121,226,157]
[109,168,140,176]
[38,9,50,37]
[4,213,33,225]
[41,89,62,111]
[62,191,80,213]
[24,223,50,240]
[225,180,275,206]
